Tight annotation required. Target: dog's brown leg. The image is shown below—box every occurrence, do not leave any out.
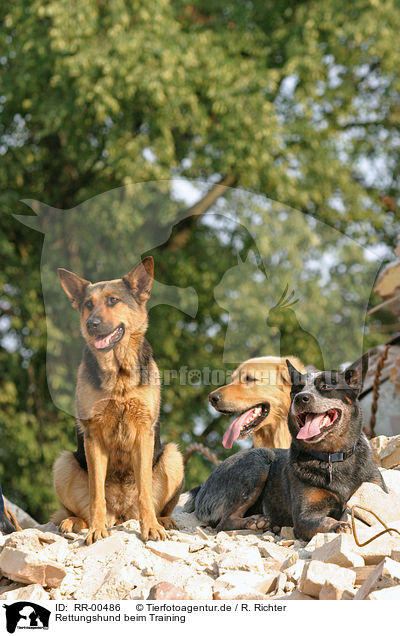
[132,429,166,541]
[152,442,184,530]
[84,434,109,545]
[158,489,182,530]
[293,487,350,540]
[53,451,91,532]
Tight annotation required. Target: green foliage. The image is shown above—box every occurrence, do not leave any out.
[0,1,399,520]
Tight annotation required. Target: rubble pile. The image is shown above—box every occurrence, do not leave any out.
[1,438,400,602]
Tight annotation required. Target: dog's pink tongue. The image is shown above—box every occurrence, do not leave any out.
[222,409,253,449]
[297,413,325,440]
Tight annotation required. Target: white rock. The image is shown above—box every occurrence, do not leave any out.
[319,582,355,600]
[0,583,49,601]
[82,533,127,561]
[184,575,214,600]
[146,540,189,562]
[283,559,307,583]
[368,585,400,600]
[303,533,338,554]
[349,530,400,565]
[0,547,66,587]
[299,560,356,598]
[258,542,295,565]
[217,546,263,572]
[280,552,299,571]
[311,534,365,567]
[213,570,278,596]
[214,585,267,600]
[348,468,400,525]
[94,565,143,600]
[370,435,400,469]
[354,557,400,600]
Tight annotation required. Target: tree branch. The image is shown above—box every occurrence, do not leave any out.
[160,174,236,252]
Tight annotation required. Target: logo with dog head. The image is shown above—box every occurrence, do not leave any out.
[3,602,50,633]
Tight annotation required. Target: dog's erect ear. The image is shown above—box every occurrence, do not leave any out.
[343,352,369,393]
[58,268,90,309]
[123,256,154,303]
[286,359,304,386]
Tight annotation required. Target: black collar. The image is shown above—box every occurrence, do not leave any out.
[294,443,357,483]
[297,444,357,464]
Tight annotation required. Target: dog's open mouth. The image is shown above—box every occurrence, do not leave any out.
[94,324,125,351]
[222,403,270,449]
[296,408,340,440]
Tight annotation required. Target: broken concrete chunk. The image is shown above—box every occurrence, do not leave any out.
[311,534,365,567]
[0,547,66,587]
[351,565,378,586]
[284,559,307,584]
[350,532,400,565]
[258,542,294,564]
[280,552,299,571]
[184,575,213,600]
[279,589,315,600]
[217,546,263,572]
[319,581,355,600]
[348,469,400,525]
[214,585,267,600]
[146,540,189,562]
[82,533,127,561]
[0,583,49,601]
[213,570,278,596]
[280,527,295,540]
[367,585,400,600]
[299,560,356,598]
[370,435,400,469]
[354,557,400,600]
[304,533,338,554]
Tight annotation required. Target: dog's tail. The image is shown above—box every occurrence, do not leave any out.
[183,485,201,513]
[183,443,221,467]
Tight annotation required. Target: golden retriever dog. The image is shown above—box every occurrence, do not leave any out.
[209,356,306,449]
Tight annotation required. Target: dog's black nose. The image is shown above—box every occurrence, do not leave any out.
[294,392,312,405]
[86,317,101,332]
[209,391,222,407]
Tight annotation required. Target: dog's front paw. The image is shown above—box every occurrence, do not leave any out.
[333,521,351,534]
[60,516,88,534]
[245,515,271,531]
[85,525,109,545]
[158,516,177,530]
[141,518,167,541]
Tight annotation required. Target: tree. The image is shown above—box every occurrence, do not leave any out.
[0,0,399,520]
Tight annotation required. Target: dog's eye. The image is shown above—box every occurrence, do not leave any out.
[245,375,256,383]
[107,297,120,306]
[321,382,335,391]
[85,300,94,311]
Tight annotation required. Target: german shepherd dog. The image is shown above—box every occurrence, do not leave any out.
[52,257,184,544]
[186,355,386,540]
[208,356,305,450]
